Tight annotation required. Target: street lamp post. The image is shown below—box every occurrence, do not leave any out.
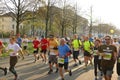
[110,29,114,37]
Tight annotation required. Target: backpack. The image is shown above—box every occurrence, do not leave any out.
[77,39,81,47]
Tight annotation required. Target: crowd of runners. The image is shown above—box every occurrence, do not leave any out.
[0,33,120,80]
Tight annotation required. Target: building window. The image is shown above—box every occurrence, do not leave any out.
[12,24,14,29]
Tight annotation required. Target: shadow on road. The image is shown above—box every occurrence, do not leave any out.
[0,55,95,80]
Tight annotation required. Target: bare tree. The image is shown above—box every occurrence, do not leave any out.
[59,0,69,37]
[3,0,41,34]
[0,0,6,14]
[44,0,58,37]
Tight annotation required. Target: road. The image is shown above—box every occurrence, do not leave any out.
[0,54,119,80]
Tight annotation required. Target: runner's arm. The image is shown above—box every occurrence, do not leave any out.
[113,46,117,60]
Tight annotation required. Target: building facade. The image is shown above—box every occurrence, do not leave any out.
[0,13,23,35]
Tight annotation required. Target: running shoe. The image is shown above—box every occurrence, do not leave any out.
[48,69,53,74]
[55,68,58,73]
[69,70,72,76]
[4,67,7,75]
[79,60,81,64]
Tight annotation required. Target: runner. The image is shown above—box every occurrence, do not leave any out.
[16,34,24,59]
[98,35,117,80]
[58,38,72,80]
[39,35,49,63]
[112,38,120,76]
[112,38,120,54]
[116,42,120,76]
[6,36,23,80]
[0,40,7,75]
[16,33,22,47]
[72,34,82,67]
[48,35,59,74]
[22,34,29,56]
[82,36,94,68]
[93,39,102,80]
[33,37,40,63]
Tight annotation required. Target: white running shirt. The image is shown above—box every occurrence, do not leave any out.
[7,43,21,56]
[22,38,28,46]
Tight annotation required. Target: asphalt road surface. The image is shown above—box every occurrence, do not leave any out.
[0,54,119,80]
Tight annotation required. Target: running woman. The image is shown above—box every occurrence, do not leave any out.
[93,39,102,80]
[6,36,23,80]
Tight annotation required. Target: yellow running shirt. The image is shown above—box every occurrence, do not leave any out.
[83,41,94,52]
[72,39,82,50]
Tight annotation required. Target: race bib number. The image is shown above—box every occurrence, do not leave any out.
[103,53,112,60]
[74,48,79,51]
[99,56,102,59]
[93,50,98,55]
[9,49,14,53]
[58,57,64,64]
[89,50,93,54]
[34,48,37,50]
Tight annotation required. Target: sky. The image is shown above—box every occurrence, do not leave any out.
[2,0,120,29]
[70,0,120,29]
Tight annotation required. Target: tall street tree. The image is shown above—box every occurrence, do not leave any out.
[3,0,41,34]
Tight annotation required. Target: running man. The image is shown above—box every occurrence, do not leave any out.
[0,40,7,75]
[16,34,24,59]
[33,37,40,63]
[16,33,22,47]
[82,36,94,68]
[98,35,117,80]
[112,38,120,54]
[72,34,82,67]
[22,34,29,56]
[58,38,72,80]
[48,35,59,74]
[39,35,49,63]
[6,36,23,80]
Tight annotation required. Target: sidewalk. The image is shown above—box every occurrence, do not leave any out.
[76,63,119,80]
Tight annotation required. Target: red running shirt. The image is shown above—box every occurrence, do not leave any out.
[0,41,2,46]
[0,41,3,49]
[33,40,40,48]
[40,38,49,50]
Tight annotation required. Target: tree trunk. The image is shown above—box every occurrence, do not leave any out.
[72,27,75,35]
[16,0,20,35]
[16,20,19,34]
[45,18,49,38]
[61,24,64,37]
[45,0,50,38]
